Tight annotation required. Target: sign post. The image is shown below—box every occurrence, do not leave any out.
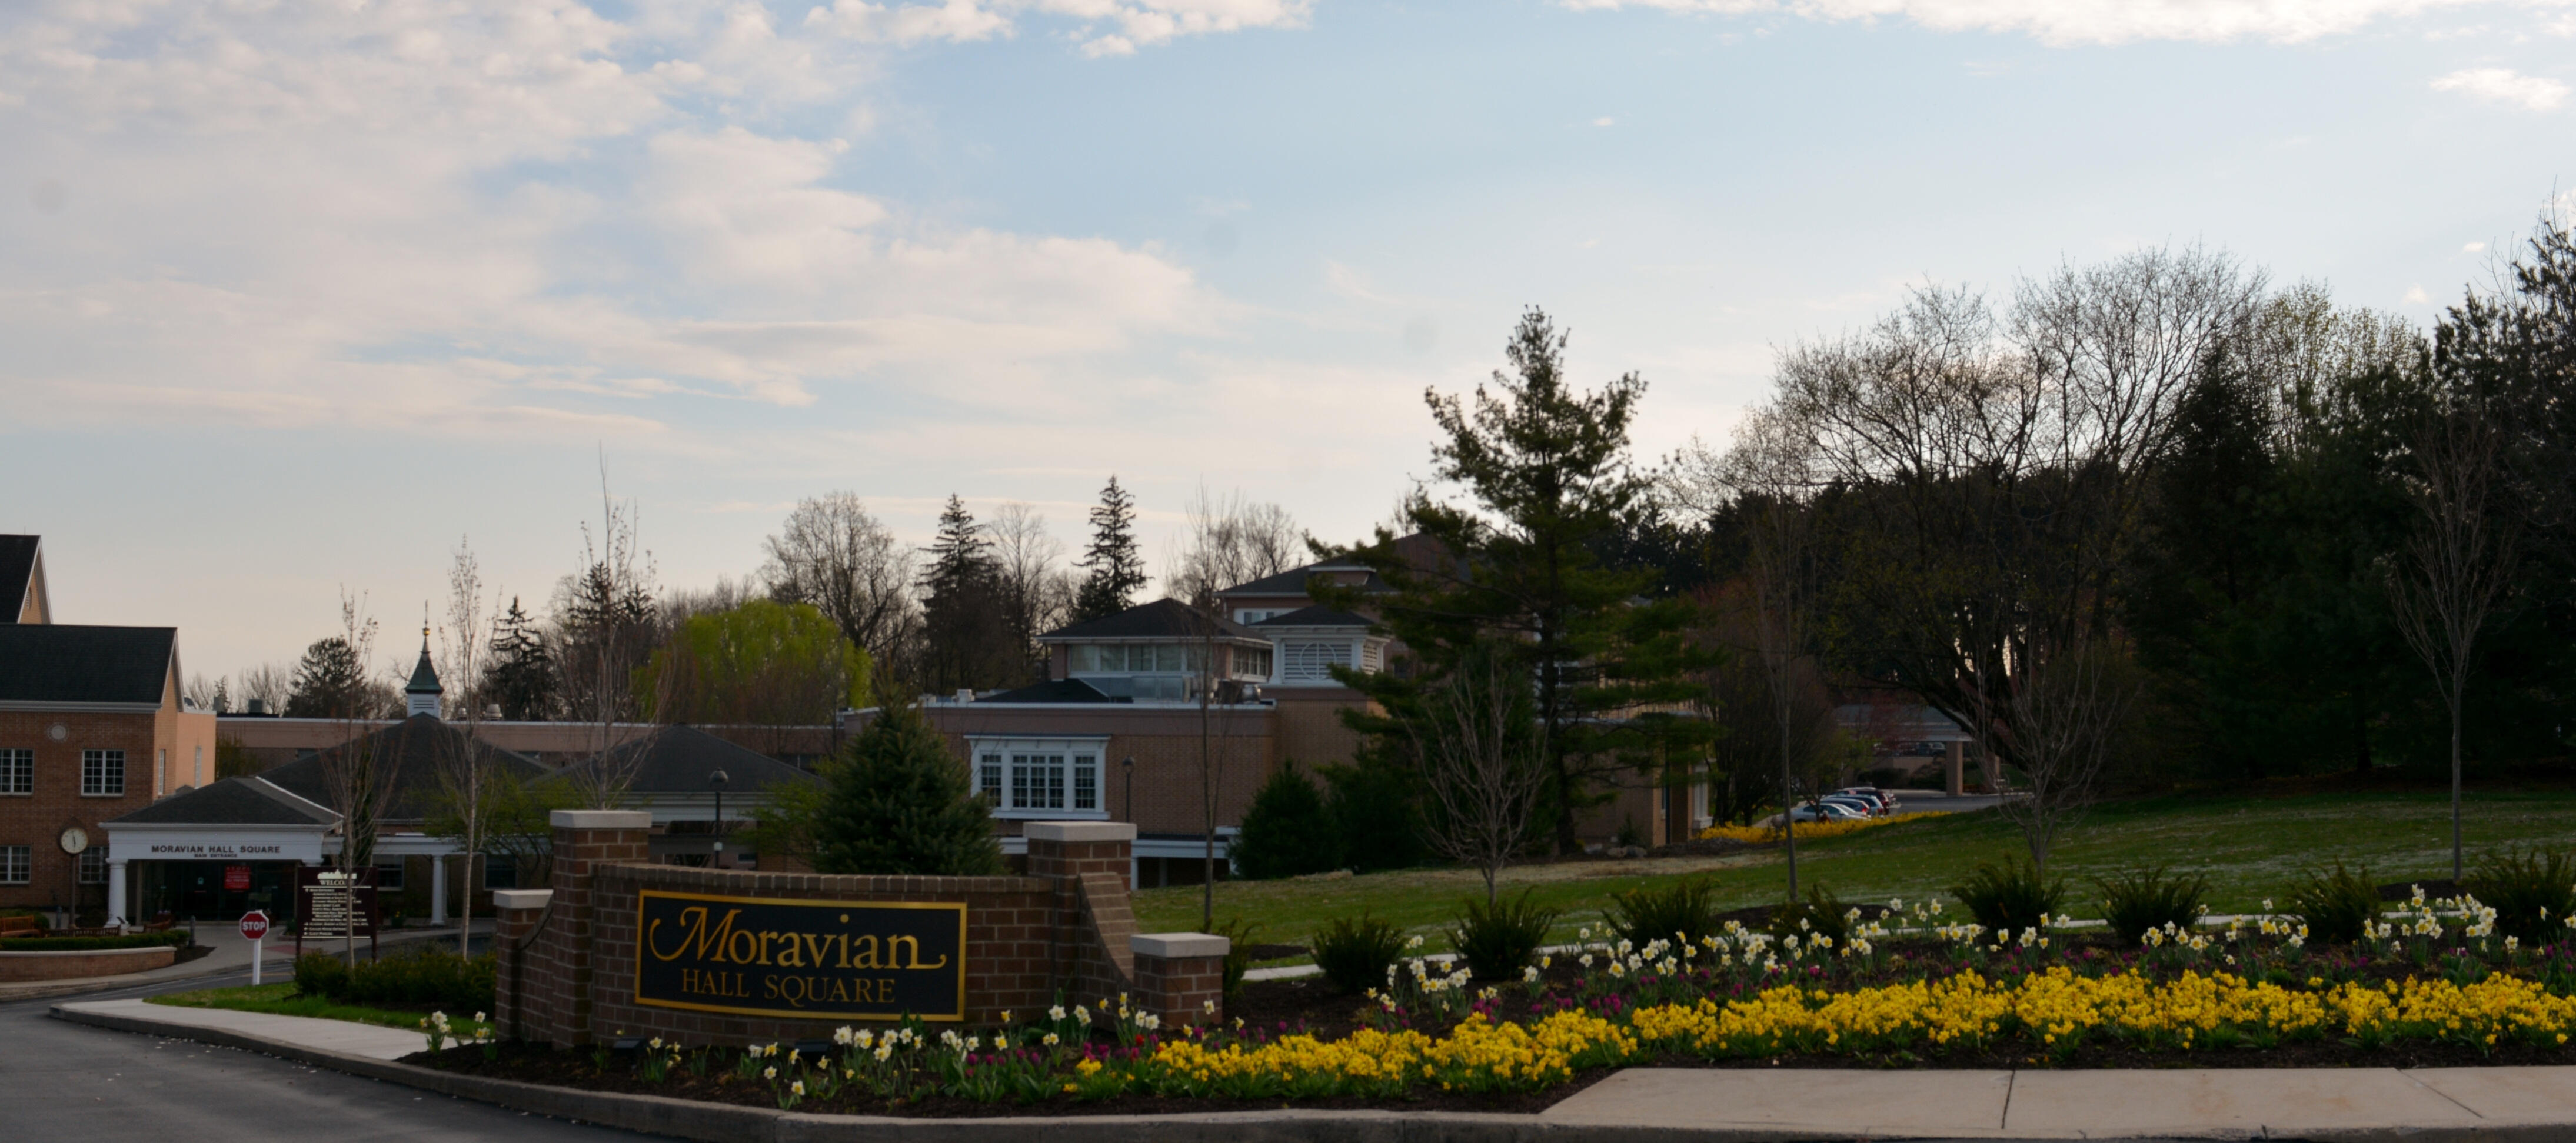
[239,910,271,986]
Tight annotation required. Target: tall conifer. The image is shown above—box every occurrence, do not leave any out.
[813,705,1002,876]
[1074,476,1147,621]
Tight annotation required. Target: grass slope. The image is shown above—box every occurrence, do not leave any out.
[1134,788,2576,955]
[148,982,465,1032]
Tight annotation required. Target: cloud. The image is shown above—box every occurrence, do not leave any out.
[2429,66,2570,109]
[2465,241,2488,251]
[1563,1,2576,46]
[2405,284,2434,304]
[0,0,1236,436]
[1593,116,1617,126]
[807,0,1311,57]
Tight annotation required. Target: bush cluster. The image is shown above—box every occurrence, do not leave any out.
[1228,762,1423,880]
[1310,914,1408,994]
[295,945,495,1012]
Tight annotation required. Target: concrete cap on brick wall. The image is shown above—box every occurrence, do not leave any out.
[491,889,553,911]
[1023,821,1136,843]
[549,809,653,829]
[1131,932,1229,959]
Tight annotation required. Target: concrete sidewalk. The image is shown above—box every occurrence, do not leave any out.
[55,995,2576,1139]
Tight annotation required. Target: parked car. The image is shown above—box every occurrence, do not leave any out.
[1824,792,1885,815]
[1838,786,1902,812]
[1788,801,1869,824]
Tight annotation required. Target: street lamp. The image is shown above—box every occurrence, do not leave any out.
[1122,756,1135,828]
[708,768,730,868]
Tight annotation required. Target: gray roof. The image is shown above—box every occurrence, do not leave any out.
[0,535,36,622]
[261,714,548,822]
[107,776,337,827]
[1040,598,1265,642]
[1252,606,1373,629]
[978,678,1114,704]
[0,624,175,705]
[1213,561,1381,599]
[555,724,821,795]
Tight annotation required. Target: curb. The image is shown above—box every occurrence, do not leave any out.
[49,1001,2576,1142]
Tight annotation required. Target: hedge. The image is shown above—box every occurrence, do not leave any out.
[0,931,191,952]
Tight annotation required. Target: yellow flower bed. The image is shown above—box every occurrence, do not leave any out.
[1139,1011,1640,1095]
[1700,811,1937,844]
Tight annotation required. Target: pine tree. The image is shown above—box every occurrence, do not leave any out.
[1074,476,1147,621]
[485,597,558,721]
[812,705,1003,876]
[918,496,1016,694]
[1230,764,1343,879]
[285,636,372,718]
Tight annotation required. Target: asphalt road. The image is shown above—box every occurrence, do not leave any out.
[0,962,645,1141]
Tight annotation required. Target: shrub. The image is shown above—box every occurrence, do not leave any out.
[340,945,497,1011]
[1950,857,2065,937]
[1310,913,1407,995]
[0,930,188,951]
[1321,760,1423,874]
[294,951,349,999]
[1232,764,1342,879]
[1768,884,1854,945]
[1449,889,1559,980]
[1606,878,1720,949]
[813,705,1001,877]
[2465,848,2576,944]
[2095,866,2210,945]
[1206,918,1262,1002]
[2288,862,2380,945]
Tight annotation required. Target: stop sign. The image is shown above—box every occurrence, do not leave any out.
[238,911,270,941]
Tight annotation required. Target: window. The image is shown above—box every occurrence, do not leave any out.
[1069,643,1205,674]
[1234,609,1281,625]
[0,846,28,884]
[1280,641,1351,682]
[967,739,1107,817]
[484,855,517,890]
[376,860,405,891]
[79,848,106,884]
[1232,645,1273,681]
[81,749,125,796]
[0,749,29,795]
[158,749,167,795]
[979,754,1004,804]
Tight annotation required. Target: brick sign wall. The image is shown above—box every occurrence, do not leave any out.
[495,814,1223,1048]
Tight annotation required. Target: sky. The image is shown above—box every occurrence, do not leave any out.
[4,0,2572,684]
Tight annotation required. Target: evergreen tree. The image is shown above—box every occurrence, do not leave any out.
[1230,764,1343,879]
[812,705,1003,876]
[285,636,373,718]
[917,495,1019,694]
[1323,308,1718,854]
[485,597,558,721]
[1073,476,1147,621]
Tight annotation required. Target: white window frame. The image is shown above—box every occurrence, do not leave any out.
[0,748,29,795]
[81,749,125,797]
[967,737,1110,819]
[0,845,28,884]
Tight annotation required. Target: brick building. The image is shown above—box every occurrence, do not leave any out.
[0,535,217,924]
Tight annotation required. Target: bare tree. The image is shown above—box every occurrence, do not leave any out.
[2387,400,2520,881]
[1403,644,1551,905]
[560,471,662,810]
[1973,635,2138,875]
[235,661,295,714]
[987,502,1076,672]
[763,492,918,691]
[434,538,492,952]
[315,589,404,962]
[1166,486,1303,609]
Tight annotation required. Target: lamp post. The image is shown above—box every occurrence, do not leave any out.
[708,768,730,868]
[1122,755,1135,828]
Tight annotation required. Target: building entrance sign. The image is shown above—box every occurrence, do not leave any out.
[635,890,967,1021]
[224,864,251,892]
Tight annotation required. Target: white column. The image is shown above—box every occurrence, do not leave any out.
[430,857,448,925]
[106,859,128,929]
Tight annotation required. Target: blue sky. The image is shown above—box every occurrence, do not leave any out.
[3,0,2570,681]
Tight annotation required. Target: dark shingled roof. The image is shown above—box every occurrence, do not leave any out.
[404,639,442,695]
[0,624,175,705]
[555,724,821,795]
[107,776,337,827]
[0,535,36,622]
[261,714,548,822]
[1039,598,1265,642]
[1252,605,1373,629]
[1213,562,1382,599]
[977,678,1114,704]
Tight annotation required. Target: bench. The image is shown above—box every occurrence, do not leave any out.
[0,916,41,937]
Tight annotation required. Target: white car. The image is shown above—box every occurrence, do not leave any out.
[1788,801,1869,824]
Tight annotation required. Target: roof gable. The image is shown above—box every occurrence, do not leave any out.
[1251,605,1373,629]
[0,535,42,624]
[261,715,548,821]
[0,624,176,706]
[106,776,337,827]
[1039,598,1264,642]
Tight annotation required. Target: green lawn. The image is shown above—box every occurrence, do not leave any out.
[1133,788,2576,957]
[148,982,487,1037]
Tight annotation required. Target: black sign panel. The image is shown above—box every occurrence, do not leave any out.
[635,891,967,1021]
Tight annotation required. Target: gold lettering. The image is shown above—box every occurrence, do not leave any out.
[776,933,804,967]
[835,932,850,969]
[890,934,948,971]
[726,928,760,965]
[647,905,705,962]
[849,935,880,969]
[799,933,828,969]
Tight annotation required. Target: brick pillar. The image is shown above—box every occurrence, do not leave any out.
[490,888,553,1043]
[1025,821,1137,1004]
[545,809,650,1047]
[1132,932,1229,1031]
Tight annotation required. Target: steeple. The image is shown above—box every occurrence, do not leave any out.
[405,625,443,719]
